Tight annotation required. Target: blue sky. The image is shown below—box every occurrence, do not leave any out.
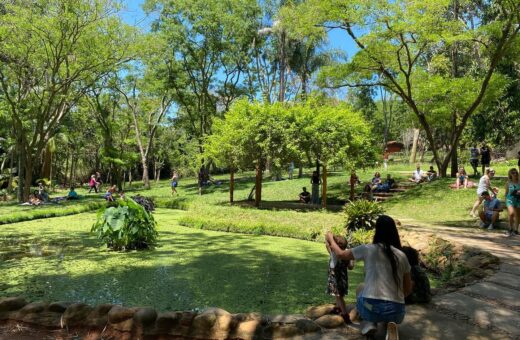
[117,0,358,57]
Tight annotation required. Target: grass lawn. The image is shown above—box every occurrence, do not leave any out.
[0,197,105,225]
[0,209,364,314]
[1,161,512,314]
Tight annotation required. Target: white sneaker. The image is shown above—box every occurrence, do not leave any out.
[479,221,486,228]
[361,321,377,336]
[487,224,494,230]
[386,322,399,340]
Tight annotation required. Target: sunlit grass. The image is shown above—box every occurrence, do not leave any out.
[0,210,364,314]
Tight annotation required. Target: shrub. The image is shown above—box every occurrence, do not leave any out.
[91,198,158,250]
[131,195,155,212]
[344,199,385,231]
[346,228,375,247]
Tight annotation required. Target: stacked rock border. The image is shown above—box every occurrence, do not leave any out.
[0,298,361,339]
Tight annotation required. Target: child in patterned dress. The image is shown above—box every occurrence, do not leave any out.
[326,235,354,323]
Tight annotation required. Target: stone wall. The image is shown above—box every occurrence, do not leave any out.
[0,297,356,339]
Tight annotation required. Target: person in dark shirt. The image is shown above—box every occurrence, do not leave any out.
[299,187,311,203]
[402,246,431,304]
[480,143,491,176]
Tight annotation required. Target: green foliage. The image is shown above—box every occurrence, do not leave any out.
[281,0,520,175]
[343,199,385,232]
[346,228,375,248]
[0,200,105,225]
[91,198,158,250]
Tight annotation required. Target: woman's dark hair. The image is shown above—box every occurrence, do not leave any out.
[373,215,402,288]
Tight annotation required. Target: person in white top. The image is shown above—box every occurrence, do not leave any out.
[470,168,496,218]
[409,164,425,183]
[326,215,412,339]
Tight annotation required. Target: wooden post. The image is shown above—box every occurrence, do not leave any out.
[321,164,327,208]
[409,128,420,164]
[230,169,234,203]
[255,162,262,207]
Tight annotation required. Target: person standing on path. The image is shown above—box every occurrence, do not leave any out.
[383,149,389,171]
[505,168,520,236]
[470,168,496,218]
[326,215,413,339]
[480,143,491,176]
[311,171,321,205]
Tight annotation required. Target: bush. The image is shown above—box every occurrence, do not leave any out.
[346,228,375,247]
[131,195,155,212]
[344,199,385,231]
[91,198,158,250]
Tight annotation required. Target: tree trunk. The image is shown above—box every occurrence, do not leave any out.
[64,153,69,188]
[321,164,327,209]
[298,162,303,178]
[278,30,286,103]
[451,147,458,177]
[409,129,420,164]
[69,158,75,187]
[7,147,14,193]
[255,162,262,207]
[22,157,33,202]
[17,143,25,202]
[142,162,150,189]
[230,170,234,203]
[42,144,52,180]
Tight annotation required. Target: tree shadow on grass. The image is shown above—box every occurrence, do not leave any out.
[228,200,345,213]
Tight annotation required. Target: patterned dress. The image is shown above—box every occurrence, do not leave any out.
[506,182,520,208]
[327,254,349,296]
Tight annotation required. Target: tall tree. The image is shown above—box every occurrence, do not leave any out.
[0,0,134,200]
[282,0,520,176]
[145,0,261,164]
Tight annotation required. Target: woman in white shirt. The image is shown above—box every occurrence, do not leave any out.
[326,215,413,339]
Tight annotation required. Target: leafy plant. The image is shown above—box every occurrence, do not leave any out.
[131,195,155,212]
[91,198,158,250]
[346,228,375,247]
[344,199,385,232]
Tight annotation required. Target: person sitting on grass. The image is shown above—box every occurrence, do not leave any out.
[402,246,431,304]
[66,187,79,200]
[409,164,425,183]
[22,194,42,206]
[325,234,355,324]
[426,166,437,182]
[299,187,311,203]
[455,166,468,189]
[478,191,501,230]
[104,185,117,202]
